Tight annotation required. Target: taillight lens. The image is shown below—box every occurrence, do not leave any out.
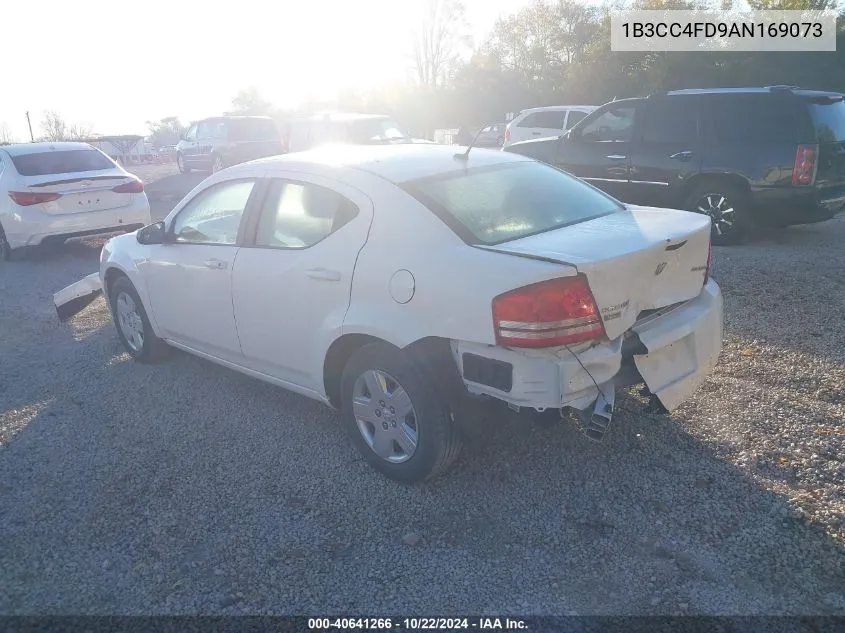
[492,275,605,348]
[8,191,62,206]
[111,179,144,194]
[792,144,818,186]
[504,128,511,144]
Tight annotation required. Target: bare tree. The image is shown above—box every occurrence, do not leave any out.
[40,111,69,141]
[0,122,15,145]
[68,122,94,141]
[411,0,470,89]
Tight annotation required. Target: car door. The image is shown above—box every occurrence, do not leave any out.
[231,172,373,392]
[142,177,261,362]
[626,95,703,207]
[553,100,642,200]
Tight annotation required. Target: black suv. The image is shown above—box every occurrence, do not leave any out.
[176,116,285,174]
[505,87,845,244]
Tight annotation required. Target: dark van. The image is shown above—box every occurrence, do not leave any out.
[505,87,845,244]
[176,116,284,174]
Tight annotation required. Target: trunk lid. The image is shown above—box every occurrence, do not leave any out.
[804,94,845,190]
[479,206,711,340]
[19,170,136,215]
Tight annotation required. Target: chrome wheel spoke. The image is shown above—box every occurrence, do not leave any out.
[395,424,418,456]
[371,430,395,459]
[352,396,376,423]
[363,370,387,401]
[387,386,413,418]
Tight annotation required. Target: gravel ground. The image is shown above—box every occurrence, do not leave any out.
[0,186,843,616]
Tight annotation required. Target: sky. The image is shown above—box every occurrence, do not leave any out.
[0,0,535,141]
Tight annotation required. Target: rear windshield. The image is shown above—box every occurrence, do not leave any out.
[404,162,622,245]
[805,96,845,143]
[12,149,115,177]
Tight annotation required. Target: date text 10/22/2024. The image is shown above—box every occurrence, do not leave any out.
[307,618,529,630]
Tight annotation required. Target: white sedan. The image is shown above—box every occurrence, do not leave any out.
[0,142,151,261]
[54,144,723,482]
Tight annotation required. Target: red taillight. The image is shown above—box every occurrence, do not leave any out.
[792,144,818,186]
[7,191,62,206]
[492,275,605,348]
[111,179,144,194]
[504,128,511,143]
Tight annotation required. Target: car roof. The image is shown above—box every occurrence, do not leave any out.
[519,105,597,114]
[246,143,531,183]
[0,141,95,157]
[303,113,392,123]
[665,87,841,98]
[199,115,274,122]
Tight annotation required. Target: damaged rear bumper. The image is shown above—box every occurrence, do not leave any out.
[53,272,103,321]
[452,278,723,415]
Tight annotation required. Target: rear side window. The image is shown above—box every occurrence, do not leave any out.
[404,162,622,245]
[804,95,845,143]
[642,97,699,143]
[11,149,115,176]
[254,180,358,249]
[517,111,566,129]
[708,95,795,143]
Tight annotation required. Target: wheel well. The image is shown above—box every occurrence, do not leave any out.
[103,267,128,299]
[679,173,751,206]
[323,334,386,408]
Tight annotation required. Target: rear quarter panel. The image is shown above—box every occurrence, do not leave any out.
[343,177,578,349]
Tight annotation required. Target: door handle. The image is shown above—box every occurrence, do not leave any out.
[203,258,228,270]
[669,150,694,161]
[305,268,342,281]
[606,155,627,160]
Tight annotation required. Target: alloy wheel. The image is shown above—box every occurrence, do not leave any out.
[695,192,736,238]
[352,369,419,463]
[115,291,144,352]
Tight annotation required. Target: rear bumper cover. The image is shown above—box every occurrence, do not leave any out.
[53,272,103,321]
[1,196,150,249]
[452,279,723,413]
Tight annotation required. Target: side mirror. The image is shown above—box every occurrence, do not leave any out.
[136,221,167,245]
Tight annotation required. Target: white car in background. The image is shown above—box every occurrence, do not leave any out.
[54,144,722,483]
[0,142,151,261]
[503,105,597,147]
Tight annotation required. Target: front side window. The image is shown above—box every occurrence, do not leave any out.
[578,104,639,142]
[404,162,622,245]
[171,179,255,245]
[254,179,358,249]
[565,110,588,130]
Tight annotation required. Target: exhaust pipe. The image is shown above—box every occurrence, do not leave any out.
[577,385,616,442]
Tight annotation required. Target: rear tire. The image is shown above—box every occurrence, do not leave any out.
[340,342,462,483]
[177,153,191,174]
[108,275,169,363]
[684,181,752,245]
[0,225,12,262]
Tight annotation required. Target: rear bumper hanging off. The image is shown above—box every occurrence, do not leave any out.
[53,272,103,321]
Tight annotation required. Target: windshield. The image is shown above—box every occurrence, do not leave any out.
[348,118,406,143]
[404,162,623,245]
[805,96,845,143]
[12,149,115,177]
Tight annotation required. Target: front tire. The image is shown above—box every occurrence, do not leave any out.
[684,181,752,245]
[177,153,191,174]
[109,275,169,363]
[340,342,462,483]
